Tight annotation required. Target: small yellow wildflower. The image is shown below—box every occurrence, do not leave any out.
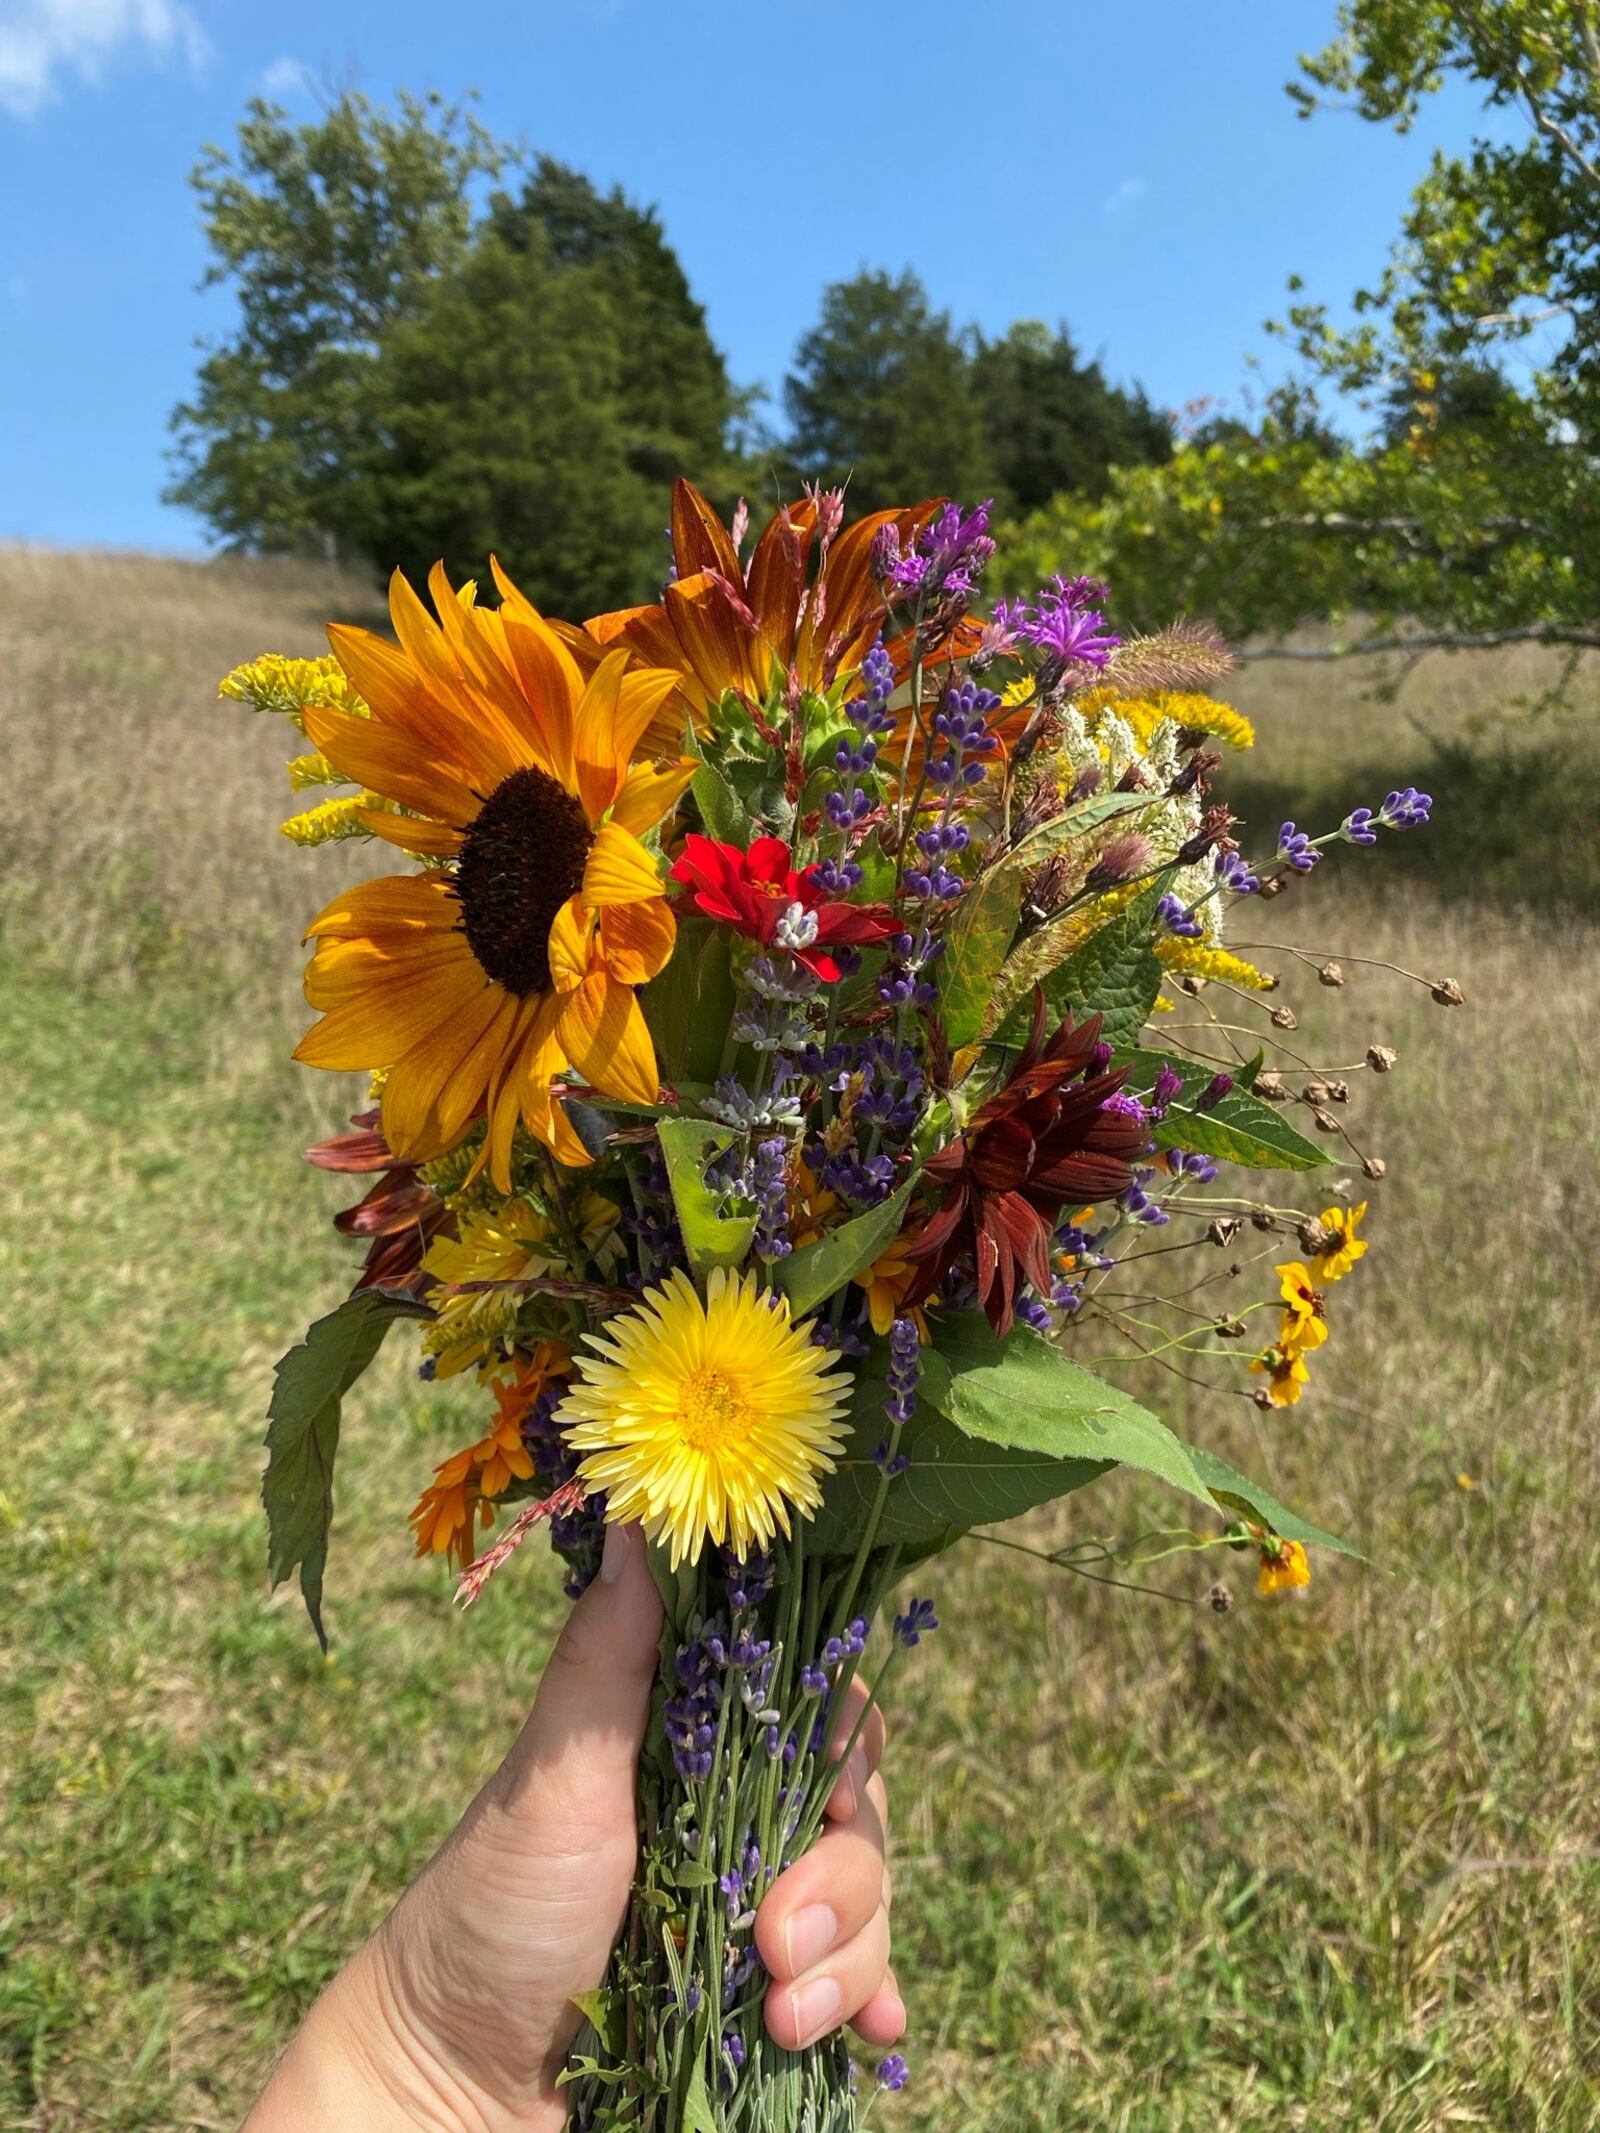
[1250,1344,1310,1406]
[219,652,367,733]
[286,750,344,791]
[1256,1536,1311,1596]
[1313,1202,1368,1282]
[1276,1262,1329,1355]
[423,1195,619,1377]
[279,792,396,846]
[1154,938,1276,990]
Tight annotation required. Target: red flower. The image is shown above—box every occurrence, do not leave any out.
[306,1110,449,1296]
[903,1001,1147,1335]
[669,834,897,981]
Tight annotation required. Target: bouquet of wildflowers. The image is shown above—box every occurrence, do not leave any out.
[223,480,1442,2129]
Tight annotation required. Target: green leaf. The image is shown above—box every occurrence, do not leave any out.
[655,1117,757,1276]
[689,757,744,844]
[939,793,1157,1047]
[264,1289,428,1647]
[1187,1446,1361,1558]
[773,1180,914,1322]
[990,876,1167,1048]
[682,2059,719,2133]
[640,916,735,1086]
[924,1315,1221,1512]
[1122,1050,1330,1170]
[808,1362,1110,1555]
[569,1989,626,2056]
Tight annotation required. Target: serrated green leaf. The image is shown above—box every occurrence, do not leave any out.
[640,916,735,1086]
[264,1289,428,1647]
[773,1180,913,1321]
[689,758,744,844]
[569,1988,626,2056]
[808,1359,1110,1556]
[1122,1050,1330,1170]
[1188,1446,1361,1558]
[939,793,1157,1047]
[989,876,1167,1048]
[923,1315,1221,1510]
[655,1117,757,1276]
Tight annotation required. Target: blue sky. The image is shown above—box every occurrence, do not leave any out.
[0,0,1499,553]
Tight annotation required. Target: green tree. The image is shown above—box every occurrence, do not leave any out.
[784,270,992,510]
[167,90,501,558]
[355,220,665,615]
[972,320,1172,515]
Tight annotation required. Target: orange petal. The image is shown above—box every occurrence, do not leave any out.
[663,571,755,705]
[558,972,659,1105]
[546,895,594,995]
[600,895,676,986]
[571,647,630,821]
[303,870,459,942]
[302,705,482,827]
[360,808,464,858]
[582,820,664,908]
[671,477,744,585]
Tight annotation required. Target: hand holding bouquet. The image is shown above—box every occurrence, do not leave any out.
[223,480,1443,2128]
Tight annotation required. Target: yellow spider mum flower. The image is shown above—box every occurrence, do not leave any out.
[1313,1202,1368,1282]
[562,1268,853,1569]
[292,565,695,1187]
[1256,1536,1311,1596]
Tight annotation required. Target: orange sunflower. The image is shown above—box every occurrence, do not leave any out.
[295,566,694,1186]
[572,480,969,725]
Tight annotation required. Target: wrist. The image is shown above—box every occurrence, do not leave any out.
[245,1942,509,2133]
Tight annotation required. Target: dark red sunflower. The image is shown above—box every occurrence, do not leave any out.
[903,1000,1148,1334]
[669,833,897,980]
[306,1110,450,1296]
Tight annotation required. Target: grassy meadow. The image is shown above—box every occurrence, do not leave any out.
[2,547,1598,2130]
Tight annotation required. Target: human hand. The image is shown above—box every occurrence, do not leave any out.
[245,1522,904,2131]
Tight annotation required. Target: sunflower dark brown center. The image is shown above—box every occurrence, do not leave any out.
[454,766,592,996]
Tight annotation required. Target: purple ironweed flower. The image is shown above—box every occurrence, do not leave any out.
[877,2053,910,2091]
[993,574,1119,675]
[1276,822,1320,873]
[1149,1063,1184,1121]
[1196,1072,1234,1111]
[1155,892,1204,940]
[1215,848,1259,895]
[1087,1041,1113,1075]
[893,500,996,601]
[1102,1090,1149,1127]
[1379,785,1432,829]
[894,1597,939,1648]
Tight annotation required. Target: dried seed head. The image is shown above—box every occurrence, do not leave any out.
[1318,961,1345,987]
[1252,1386,1275,1409]
[1206,1581,1235,1615]
[1258,874,1285,899]
[1325,1077,1350,1104]
[1362,1154,1387,1179]
[1367,1043,1398,1073]
[1270,1005,1298,1030]
[1214,1315,1247,1339]
[1177,973,1204,996]
[1431,978,1465,1006]
[1206,1216,1244,1247]
[1313,1107,1340,1133]
[1254,1070,1286,1102]
[1250,1208,1276,1231]
[1298,1216,1332,1255]
[1303,1080,1329,1106]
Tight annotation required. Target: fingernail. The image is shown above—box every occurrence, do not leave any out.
[784,1902,838,1975]
[787,1972,842,2045]
[600,1522,632,1585]
[844,1745,869,1805]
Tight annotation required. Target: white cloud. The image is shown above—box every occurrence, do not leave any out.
[1100,175,1147,217]
[260,53,310,97]
[0,0,207,119]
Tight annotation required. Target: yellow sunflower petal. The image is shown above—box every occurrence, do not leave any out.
[359,808,464,858]
[610,758,696,838]
[558,970,659,1105]
[600,895,676,986]
[582,820,665,908]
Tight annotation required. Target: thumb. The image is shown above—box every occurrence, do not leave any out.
[493,1522,664,1837]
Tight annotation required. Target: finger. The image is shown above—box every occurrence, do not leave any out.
[764,1905,892,2052]
[490,1522,663,1833]
[824,1689,887,1823]
[754,1781,887,1984]
[850,1965,907,2049]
